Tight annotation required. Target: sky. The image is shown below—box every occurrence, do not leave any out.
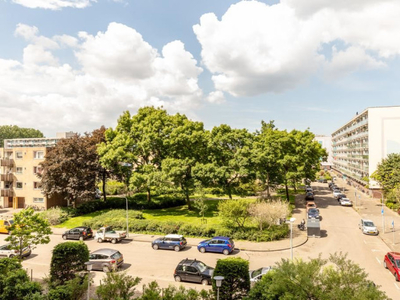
[1,0,400,138]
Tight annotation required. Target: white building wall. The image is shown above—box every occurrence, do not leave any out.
[315,135,333,164]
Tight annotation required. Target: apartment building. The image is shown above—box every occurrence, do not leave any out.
[331,106,400,195]
[314,135,333,169]
[0,132,74,209]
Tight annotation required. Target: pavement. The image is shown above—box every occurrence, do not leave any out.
[332,172,400,252]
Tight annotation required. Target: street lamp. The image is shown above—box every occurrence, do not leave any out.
[375,190,385,234]
[289,217,296,260]
[84,261,93,300]
[214,276,224,300]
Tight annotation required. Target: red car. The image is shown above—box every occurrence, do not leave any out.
[384,252,400,281]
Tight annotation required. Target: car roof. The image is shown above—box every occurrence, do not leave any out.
[91,248,119,255]
[212,236,231,240]
[165,234,184,238]
[341,198,350,201]
[361,219,374,222]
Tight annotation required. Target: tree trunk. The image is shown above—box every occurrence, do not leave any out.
[266,173,271,199]
[285,180,290,202]
[227,185,233,199]
[146,187,151,202]
[102,169,107,202]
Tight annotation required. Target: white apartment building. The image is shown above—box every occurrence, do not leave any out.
[314,135,333,168]
[331,106,400,195]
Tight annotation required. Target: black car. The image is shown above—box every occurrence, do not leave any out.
[305,192,314,200]
[336,194,347,201]
[152,234,187,251]
[62,226,93,241]
[174,259,214,285]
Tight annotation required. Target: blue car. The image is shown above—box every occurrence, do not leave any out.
[197,236,235,255]
[152,234,187,252]
[307,208,320,220]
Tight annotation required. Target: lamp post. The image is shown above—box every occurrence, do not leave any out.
[289,217,296,260]
[120,162,132,238]
[84,262,93,300]
[214,276,224,300]
[375,190,384,234]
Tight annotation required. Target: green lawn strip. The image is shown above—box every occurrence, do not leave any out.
[54,210,108,228]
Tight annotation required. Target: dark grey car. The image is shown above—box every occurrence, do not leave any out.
[89,248,124,272]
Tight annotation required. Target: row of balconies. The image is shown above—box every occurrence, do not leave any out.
[0,174,13,181]
[332,115,368,138]
[0,158,14,167]
[0,189,13,197]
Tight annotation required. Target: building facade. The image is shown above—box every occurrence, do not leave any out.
[314,135,333,169]
[0,132,74,209]
[331,106,400,194]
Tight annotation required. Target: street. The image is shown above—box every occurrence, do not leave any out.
[1,182,399,299]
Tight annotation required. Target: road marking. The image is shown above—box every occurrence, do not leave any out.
[372,249,385,252]
[394,282,400,290]
[376,257,381,265]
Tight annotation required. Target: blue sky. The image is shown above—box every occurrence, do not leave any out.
[1,0,400,138]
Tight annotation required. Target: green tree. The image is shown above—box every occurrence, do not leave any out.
[96,271,141,300]
[138,281,214,300]
[218,199,251,229]
[192,183,209,223]
[371,153,400,193]
[50,242,89,285]
[98,107,173,202]
[212,257,250,300]
[5,208,52,257]
[39,127,106,207]
[246,253,388,300]
[206,124,254,199]
[0,125,43,147]
[0,257,43,299]
[47,276,87,300]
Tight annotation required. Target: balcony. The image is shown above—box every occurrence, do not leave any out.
[0,158,14,167]
[1,189,13,197]
[0,174,13,182]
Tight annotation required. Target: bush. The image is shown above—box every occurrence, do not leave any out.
[39,207,69,225]
[103,180,126,195]
[47,276,87,300]
[96,272,140,300]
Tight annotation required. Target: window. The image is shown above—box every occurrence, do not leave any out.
[16,152,23,159]
[33,197,44,203]
[33,166,42,174]
[16,182,23,189]
[16,167,23,174]
[33,151,44,159]
[33,182,41,189]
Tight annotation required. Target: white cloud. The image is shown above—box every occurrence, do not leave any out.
[0,22,203,136]
[194,0,400,97]
[206,91,225,104]
[12,0,95,10]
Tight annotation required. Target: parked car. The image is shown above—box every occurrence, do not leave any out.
[249,267,273,283]
[89,248,124,272]
[0,243,31,258]
[197,236,235,255]
[306,187,313,193]
[305,192,314,200]
[333,190,343,198]
[62,226,93,241]
[359,219,379,235]
[339,198,352,206]
[174,259,214,285]
[0,218,13,234]
[95,226,126,244]
[307,208,320,219]
[384,252,400,281]
[152,234,187,251]
[336,193,347,201]
[306,201,317,211]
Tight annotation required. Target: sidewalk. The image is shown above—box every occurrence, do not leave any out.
[334,174,400,252]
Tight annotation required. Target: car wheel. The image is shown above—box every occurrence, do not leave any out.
[79,236,84,242]
[62,235,67,240]
[201,279,209,285]
[199,247,206,253]
[97,238,103,243]
[174,275,182,282]
[9,254,14,258]
[153,244,159,250]
[223,249,229,255]
[384,261,387,269]
[174,245,180,252]
[103,266,110,273]
[111,238,117,244]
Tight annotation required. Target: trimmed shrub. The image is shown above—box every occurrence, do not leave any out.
[39,207,69,225]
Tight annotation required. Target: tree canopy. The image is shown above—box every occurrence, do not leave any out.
[0,125,44,147]
[372,153,400,193]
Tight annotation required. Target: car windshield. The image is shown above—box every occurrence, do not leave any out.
[364,221,375,227]
[111,252,122,259]
[8,220,14,225]
[194,261,208,272]
[309,209,318,214]
[396,260,400,268]
[251,268,263,278]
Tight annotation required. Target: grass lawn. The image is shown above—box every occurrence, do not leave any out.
[54,210,107,228]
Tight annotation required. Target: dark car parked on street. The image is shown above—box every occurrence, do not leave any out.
[89,248,124,272]
[174,259,214,285]
[62,226,93,241]
[152,234,187,251]
[197,236,235,255]
[305,192,314,200]
[307,208,320,220]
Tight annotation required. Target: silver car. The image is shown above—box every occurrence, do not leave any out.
[249,267,273,283]
[0,243,31,258]
[89,248,124,272]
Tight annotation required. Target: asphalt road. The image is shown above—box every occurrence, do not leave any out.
[1,182,399,299]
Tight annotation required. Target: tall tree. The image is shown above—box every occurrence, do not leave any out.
[39,128,106,207]
[5,208,52,257]
[0,125,44,147]
[98,107,172,202]
[371,153,400,193]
